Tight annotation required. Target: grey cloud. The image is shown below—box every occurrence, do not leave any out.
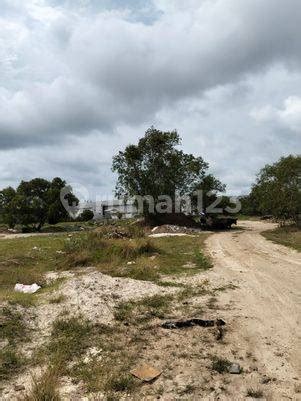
[0,0,300,195]
[1,0,301,150]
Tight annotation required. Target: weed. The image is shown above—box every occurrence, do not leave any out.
[106,373,135,392]
[179,383,196,395]
[49,294,66,304]
[194,251,213,270]
[0,306,28,344]
[212,357,232,373]
[246,388,264,398]
[21,368,60,401]
[114,302,135,322]
[114,293,174,323]
[48,316,92,368]
[0,347,23,381]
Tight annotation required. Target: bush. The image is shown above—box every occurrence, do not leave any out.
[78,209,94,221]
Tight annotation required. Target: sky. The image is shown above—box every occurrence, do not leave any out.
[0,0,300,200]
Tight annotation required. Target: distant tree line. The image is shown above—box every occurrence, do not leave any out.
[0,177,81,231]
[240,155,301,225]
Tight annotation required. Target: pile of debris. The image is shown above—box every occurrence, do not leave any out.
[150,225,201,235]
[102,229,130,239]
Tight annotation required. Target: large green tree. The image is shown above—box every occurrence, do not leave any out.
[250,155,301,224]
[112,127,224,215]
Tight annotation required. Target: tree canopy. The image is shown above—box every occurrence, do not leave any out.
[0,177,78,230]
[112,127,225,215]
[249,155,301,223]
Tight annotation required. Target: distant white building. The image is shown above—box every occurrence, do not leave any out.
[79,199,139,220]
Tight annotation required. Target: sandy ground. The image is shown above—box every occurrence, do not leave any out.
[203,220,301,399]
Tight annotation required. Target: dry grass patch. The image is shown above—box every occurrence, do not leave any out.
[262,225,301,252]
[21,368,61,401]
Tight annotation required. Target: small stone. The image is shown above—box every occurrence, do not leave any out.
[14,384,25,391]
[228,363,241,374]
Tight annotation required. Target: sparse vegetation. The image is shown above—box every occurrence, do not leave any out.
[21,369,61,401]
[114,293,174,323]
[0,307,29,381]
[0,307,28,344]
[212,357,232,373]
[49,294,66,304]
[48,317,92,367]
[246,388,264,398]
[0,348,24,381]
[263,225,301,252]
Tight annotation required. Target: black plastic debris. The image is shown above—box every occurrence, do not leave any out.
[161,318,225,329]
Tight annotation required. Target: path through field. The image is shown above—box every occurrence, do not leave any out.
[205,220,301,398]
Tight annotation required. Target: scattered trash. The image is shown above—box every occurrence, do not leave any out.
[130,364,162,382]
[127,261,136,265]
[228,363,242,374]
[149,232,192,238]
[14,283,41,294]
[162,318,225,329]
[182,262,197,268]
[56,250,66,255]
[105,229,129,239]
[32,246,40,251]
[83,347,102,364]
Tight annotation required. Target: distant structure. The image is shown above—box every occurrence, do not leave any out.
[79,199,138,220]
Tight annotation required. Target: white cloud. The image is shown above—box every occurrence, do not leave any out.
[251,96,301,133]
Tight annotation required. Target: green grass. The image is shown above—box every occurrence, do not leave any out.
[0,225,212,304]
[151,235,212,275]
[262,225,301,252]
[61,230,212,283]
[47,316,93,368]
[0,234,69,303]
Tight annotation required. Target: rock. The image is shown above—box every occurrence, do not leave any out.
[14,384,25,391]
[228,363,241,374]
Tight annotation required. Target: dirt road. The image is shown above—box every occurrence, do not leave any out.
[206,220,301,398]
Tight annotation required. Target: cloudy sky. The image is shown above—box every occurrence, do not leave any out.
[0,0,300,199]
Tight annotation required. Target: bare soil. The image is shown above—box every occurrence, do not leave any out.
[203,220,301,399]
